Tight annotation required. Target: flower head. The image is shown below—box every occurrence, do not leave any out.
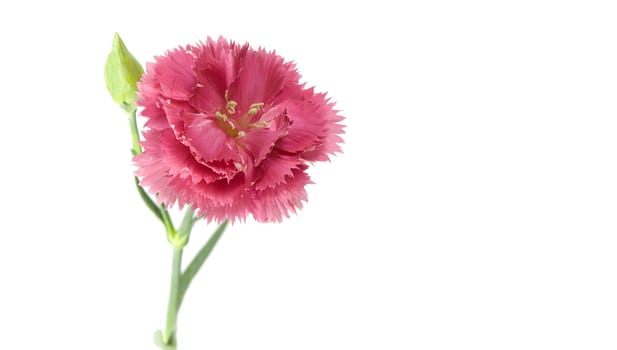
[135,37,344,222]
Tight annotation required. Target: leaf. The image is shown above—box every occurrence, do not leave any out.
[134,176,163,223]
[178,221,229,306]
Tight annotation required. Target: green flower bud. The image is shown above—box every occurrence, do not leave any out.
[104,33,144,113]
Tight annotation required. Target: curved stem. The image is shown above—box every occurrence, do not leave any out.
[126,103,189,350]
[163,247,183,349]
[128,110,142,155]
[128,109,168,225]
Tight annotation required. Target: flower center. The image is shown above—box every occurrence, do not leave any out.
[215,90,268,138]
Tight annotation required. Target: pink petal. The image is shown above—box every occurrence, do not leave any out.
[189,85,225,114]
[240,106,290,165]
[228,48,290,112]
[250,168,312,222]
[153,46,197,100]
[136,128,222,185]
[254,153,303,190]
[194,173,246,205]
[183,117,240,162]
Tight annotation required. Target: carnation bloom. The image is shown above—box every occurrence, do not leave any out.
[134,37,344,222]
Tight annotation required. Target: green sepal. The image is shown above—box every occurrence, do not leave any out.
[174,207,196,246]
[104,33,144,113]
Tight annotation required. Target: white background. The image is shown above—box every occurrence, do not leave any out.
[0,1,616,349]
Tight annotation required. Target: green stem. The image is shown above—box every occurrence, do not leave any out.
[163,247,183,348]
[128,109,166,224]
[128,110,142,155]
[123,100,194,350]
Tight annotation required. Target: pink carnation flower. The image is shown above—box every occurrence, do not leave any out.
[134,37,344,222]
